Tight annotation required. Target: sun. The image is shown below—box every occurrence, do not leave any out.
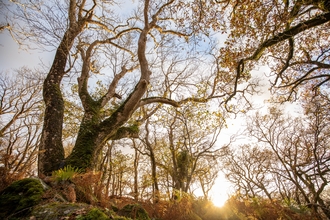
[210,175,231,207]
[193,174,231,207]
[211,193,228,207]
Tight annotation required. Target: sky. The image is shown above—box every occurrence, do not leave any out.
[0,31,55,71]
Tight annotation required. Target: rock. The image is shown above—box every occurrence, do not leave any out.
[0,178,45,219]
[31,202,91,220]
[118,203,150,220]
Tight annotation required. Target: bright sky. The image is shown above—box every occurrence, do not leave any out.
[0,31,55,71]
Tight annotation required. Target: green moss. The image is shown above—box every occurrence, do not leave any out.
[118,204,150,220]
[111,125,139,140]
[66,123,98,170]
[0,178,44,219]
[77,208,109,220]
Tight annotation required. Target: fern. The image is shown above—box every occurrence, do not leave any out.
[52,165,82,182]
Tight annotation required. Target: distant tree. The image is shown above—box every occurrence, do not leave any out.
[132,140,141,201]
[195,156,220,200]
[148,104,225,198]
[107,148,133,197]
[139,119,161,203]
[0,68,43,190]
[221,144,276,201]
[246,101,330,218]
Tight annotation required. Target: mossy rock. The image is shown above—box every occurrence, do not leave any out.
[118,203,150,220]
[31,202,91,220]
[0,178,45,219]
[77,207,109,220]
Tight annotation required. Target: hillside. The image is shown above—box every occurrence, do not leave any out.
[0,177,319,220]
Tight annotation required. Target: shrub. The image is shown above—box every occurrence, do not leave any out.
[72,171,104,205]
[161,193,201,220]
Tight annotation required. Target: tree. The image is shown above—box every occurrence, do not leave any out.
[0,68,43,190]
[107,148,133,197]
[139,119,161,203]
[195,156,220,200]
[64,0,227,172]
[246,103,330,218]
[221,144,275,201]
[215,0,330,104]
[148,104,225,198]
[5,0,226,176]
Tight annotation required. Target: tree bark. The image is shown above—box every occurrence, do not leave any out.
[65,108,139,170]
[38,25,84,177]
[38,0,96,177]
[144,122,160,203]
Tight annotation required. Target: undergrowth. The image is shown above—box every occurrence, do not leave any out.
[52,165,82,182]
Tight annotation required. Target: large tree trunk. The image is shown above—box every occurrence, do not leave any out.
[38,0,89,177]
[40,0,158,175]
[65,115,100,170]
[38,28,82,177]
[65,107,140,170]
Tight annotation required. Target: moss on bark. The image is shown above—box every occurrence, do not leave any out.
[65,123,98,170]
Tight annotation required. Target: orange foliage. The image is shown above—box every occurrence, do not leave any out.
[0,167,25,192]
[59,170,320,220]
[72,170,105,206]
[161,195,195,220]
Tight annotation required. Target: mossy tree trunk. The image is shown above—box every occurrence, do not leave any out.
[38,0,94,177]
[65,107,140,170]
[40,0,203,175]
[64,7,154,170]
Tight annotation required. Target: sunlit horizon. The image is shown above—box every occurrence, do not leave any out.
[193,172,232,207]
[210,174,232,207]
